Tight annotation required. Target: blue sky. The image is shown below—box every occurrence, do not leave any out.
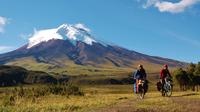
[0,0,200,63]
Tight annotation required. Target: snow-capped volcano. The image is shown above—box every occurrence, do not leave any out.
[28,23,97,48]
[0,23,186,69]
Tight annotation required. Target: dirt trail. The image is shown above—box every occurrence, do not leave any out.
[91,93,200,112]
[92,98,139,112]
[91,95,159,112]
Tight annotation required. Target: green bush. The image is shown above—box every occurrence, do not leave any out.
[48,83,84,96]
[174,62,200,91]
[1,83,84,108]
[8,83,84,99]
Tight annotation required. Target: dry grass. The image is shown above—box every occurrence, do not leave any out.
[0,85,199,112]
[0,85,133,112]
[0,93,133,112]
[94,91,200,112]
[6,56,133,77]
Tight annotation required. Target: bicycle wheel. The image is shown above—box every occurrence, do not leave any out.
[138,86,145,99]
[165,84,172,97]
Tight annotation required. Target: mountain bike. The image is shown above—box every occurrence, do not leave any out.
[138,80,147,99]
[162,77,173,97]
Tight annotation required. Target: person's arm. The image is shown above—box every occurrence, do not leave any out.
[133,70,138,79]
[167,69,172,78]
[135,70,141,80]
[133,70,138,84]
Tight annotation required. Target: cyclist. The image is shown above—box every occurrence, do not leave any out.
[160,64,172,96]
[134,65,147,93]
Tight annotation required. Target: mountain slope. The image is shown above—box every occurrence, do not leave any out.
[0,23,186,72]
[0,65,62,86]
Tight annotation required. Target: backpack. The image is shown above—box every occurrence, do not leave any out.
[156,81,162,91]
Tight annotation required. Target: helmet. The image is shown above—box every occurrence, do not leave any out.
[164,64,168,67]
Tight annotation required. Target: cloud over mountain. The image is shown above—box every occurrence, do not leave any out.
[0,46,12,53]
[143,0,200,13]
[0,16,8,33]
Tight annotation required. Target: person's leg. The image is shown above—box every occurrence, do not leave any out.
[161,79,165,96]
[136,79,139,93]
[133,82,137,93]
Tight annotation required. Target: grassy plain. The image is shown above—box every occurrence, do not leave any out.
[2,58,199,112]
[0,84,200,112]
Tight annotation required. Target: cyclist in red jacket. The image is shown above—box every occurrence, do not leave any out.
[160,64,172,95]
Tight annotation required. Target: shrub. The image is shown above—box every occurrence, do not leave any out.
[174,62,200,91]
[8,83,84,99]
[48,83,84,96]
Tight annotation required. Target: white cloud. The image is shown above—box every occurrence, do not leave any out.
[0,16,8,33]
[0,46,13,53]
[74,23,91,32]
[143,0,200,13]
[143,0,158,8]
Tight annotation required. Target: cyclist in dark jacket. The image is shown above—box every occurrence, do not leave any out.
[134,65,146,80]
[134,65,147,93]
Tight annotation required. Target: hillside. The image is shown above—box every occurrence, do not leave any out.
[0,24,186,74]
[0,65,69,86]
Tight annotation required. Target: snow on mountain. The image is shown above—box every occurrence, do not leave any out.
[27,23,97,49]
[27,29,63,48]
[0,23,186,68]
